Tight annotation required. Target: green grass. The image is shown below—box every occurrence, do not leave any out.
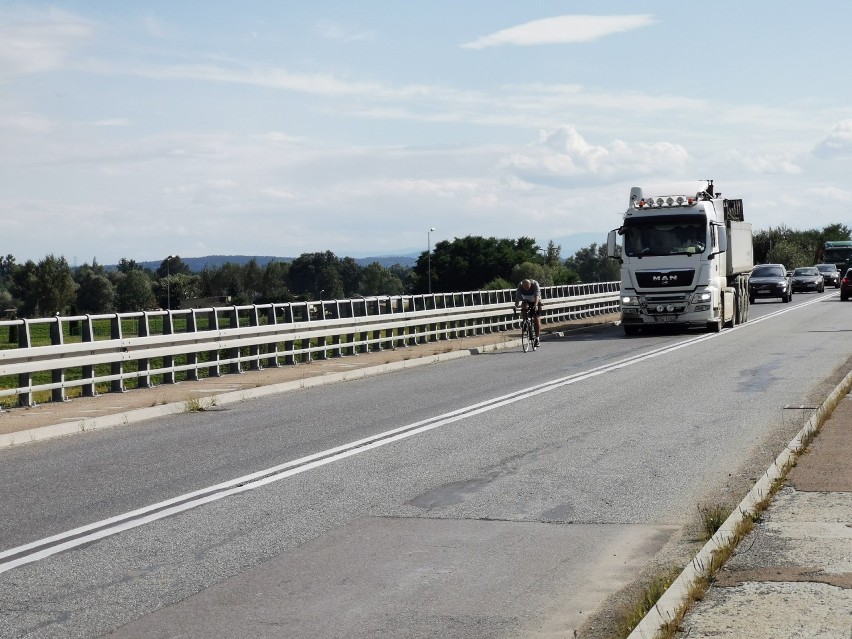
[697,503,731,541]
[184,396,218,412]
[616,567,682,637]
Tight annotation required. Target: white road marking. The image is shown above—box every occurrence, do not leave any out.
[0,296,826,574]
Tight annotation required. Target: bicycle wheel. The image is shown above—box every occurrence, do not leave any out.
[529,321,537,350]
[521,321,530,352]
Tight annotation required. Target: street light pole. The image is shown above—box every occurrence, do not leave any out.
[166,255,175,310]
[427,227,435,294]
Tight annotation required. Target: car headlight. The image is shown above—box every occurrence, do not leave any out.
[621,295,640,305]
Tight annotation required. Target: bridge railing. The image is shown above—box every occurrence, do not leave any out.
[0,283,619,407]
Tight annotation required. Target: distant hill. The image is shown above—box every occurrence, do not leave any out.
[124,254,418,272]
[109,234,607,273]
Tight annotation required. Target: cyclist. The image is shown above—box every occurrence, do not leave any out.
[514,278,542,347]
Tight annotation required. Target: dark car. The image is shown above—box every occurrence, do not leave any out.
[841,268,852,301]
[791,266,825,293]
[815,263,841,288]
[749,264,792,303]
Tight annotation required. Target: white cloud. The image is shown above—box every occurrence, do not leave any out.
[721,149,802,175]
[805,185,851,202]
[261,187,297,200]
[813,120,852,158]
[0,7,93,76]
[0,110,55,135]
[498,126,689,186]
[462,14,655,49]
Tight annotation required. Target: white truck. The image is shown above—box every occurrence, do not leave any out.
[606,180,753,335]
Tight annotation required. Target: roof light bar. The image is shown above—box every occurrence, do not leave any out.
[634,195,696,209]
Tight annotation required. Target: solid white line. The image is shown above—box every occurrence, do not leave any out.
[0,297,825,573]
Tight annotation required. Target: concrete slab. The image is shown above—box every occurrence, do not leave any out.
[104,517,674,639]
[678,581,852,639]
[717,490,852,582]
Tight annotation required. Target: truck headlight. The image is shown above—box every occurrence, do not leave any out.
[691,291,712,303]
[621,295,640,305]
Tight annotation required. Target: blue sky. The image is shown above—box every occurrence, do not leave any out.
[3,1,852,265]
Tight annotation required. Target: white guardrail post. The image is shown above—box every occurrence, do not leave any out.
[0,283,620,408]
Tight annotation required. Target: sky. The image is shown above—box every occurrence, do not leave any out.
[3,1,852,266]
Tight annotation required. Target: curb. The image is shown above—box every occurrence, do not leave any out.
[628,365,852,638]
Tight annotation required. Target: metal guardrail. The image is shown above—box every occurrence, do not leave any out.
[0,283,619,407]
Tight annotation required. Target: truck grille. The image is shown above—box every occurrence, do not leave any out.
[635,269,695,288]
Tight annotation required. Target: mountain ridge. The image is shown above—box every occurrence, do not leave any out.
[113,232,607,272]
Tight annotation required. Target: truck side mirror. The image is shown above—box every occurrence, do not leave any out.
[606,230,622,262]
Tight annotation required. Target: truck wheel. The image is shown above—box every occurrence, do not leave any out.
[707,320,722,333]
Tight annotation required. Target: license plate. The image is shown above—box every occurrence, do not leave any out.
[654,315,676,323]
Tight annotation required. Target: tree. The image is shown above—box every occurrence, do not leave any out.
[288,251,344,298]
[116,258,143,274]
[389,264,416,293]
[754,225,818,267]
[338,256,362,297]
[156,256,190,279]
[156,273,200,309]
[8,260,38,316]
[0,288,13,312]
[257,261,293,303]
[243,258,264,303]
[820,223,852,242]
[565,243,620,283]
[200,262,243,299]
[0,254,15,288]
[75,271,116,313]
[483,277,513,290]
[32,255,77,316]
[360,262,404,296]
[116,270,155,312]
[316,265,344,300]
[416,236,541,293]
[543,240,562,266]
[767,241,811,270]
[510,262,548,286]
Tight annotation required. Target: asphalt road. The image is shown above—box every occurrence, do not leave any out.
[1,291,851,639]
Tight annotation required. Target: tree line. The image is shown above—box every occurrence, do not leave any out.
[752,223,851,269]
[2,223,847,319]
[0,235,623,319]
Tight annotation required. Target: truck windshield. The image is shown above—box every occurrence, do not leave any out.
[622,214,707,257]
[824,245,852,264]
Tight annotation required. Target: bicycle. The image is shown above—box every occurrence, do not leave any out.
[515,305,538,352]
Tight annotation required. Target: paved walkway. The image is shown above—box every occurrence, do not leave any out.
[629,365,852,638]
[2,318,850,638]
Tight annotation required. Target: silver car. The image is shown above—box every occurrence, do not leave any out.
[815,263,841,288]
[791,267,825,293]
